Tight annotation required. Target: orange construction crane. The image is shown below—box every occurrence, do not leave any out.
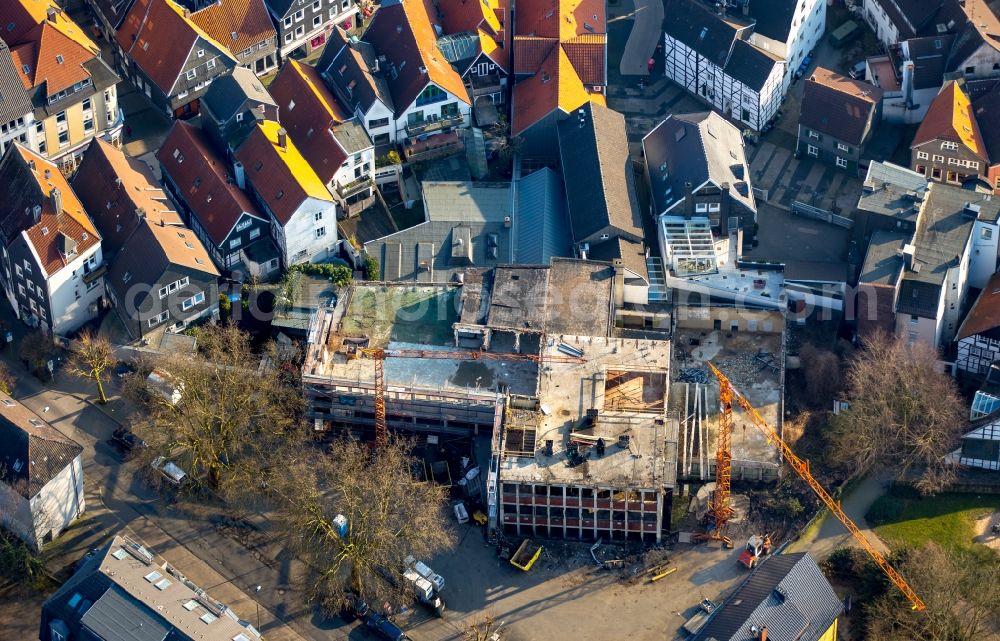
[706,362,926,611]
[355,347,584,448]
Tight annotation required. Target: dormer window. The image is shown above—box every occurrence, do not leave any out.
[55,54,63,64]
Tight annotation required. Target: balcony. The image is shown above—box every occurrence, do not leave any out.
[402,130,464,162]
[336,176,374,199]
[404,113,464,137]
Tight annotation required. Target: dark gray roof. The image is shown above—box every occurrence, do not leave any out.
[587,236,649,283]
[691,553,842,641]
[642,111,756,217]
[202,67,276,123]
[81,586,171,641]
[746,0,798,43]
[515,167,572,264]
[0,393,82,499]
[0,40,33,125]
[319,29,395,115]
[89,0,138,30]
[897,182,986,316]
[872,0,947,39]
[973,82,1000,163]
[799,71,882,146]
[725,39,781,91]
[857,161,928,222]
[556,102,643,244]
[263,0,297,18]
[859,228,910,285]
[364,181,513,282]
[331,118,373,154]
[663,0,738,67]
[904,35,953,90]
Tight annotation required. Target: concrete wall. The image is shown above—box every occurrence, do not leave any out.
[674,306,783,333]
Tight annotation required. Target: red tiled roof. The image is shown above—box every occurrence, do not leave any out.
[269,60,349,185]
[189,0,276,57]
[9,21,96,95]
[512,44,603,135]
[561,34,605,86]
[157,121,266,246]
[513,35,556,74]
[958,271,1000,339]
[364,0,470,111]
[911,80,988,160]
[6,146,101,277]
[515,0,603,39]
[430,0,502,36]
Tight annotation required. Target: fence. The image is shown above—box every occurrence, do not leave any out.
[791,200,853,229]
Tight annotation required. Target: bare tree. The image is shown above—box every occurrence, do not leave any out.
[18,330,56,376]
[67,331,115,404]
[465,610,505,641]
[866,542,1000,641]
[488,116,523,161]
[128,324,304,497]
[828,331,966,494]
[273,437,455,614]
[0,362,15,396]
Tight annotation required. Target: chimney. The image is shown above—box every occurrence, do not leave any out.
[44,168,51,180]
[233,161,246,189]
[742,0,750,16]
[901,243,916,271]
[277,128,288,149]
[50,187,63,216]
[46,7,56,20]
[902,60,915,106]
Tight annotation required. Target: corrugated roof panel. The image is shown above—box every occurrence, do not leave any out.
[516,167,571,264]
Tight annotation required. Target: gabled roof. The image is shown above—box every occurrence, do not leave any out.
[188,0,276,58]
[157,120,266,246]
[724,39,782,91]
[513,35,557,73]
[9,20,97,97]
[945,0,1000,73]
[235,120,334,225]
[912,81,987,159]
[201,66,276,123]
[3,0,100,55]
[515,167,572,264]
[642,111,756,217]
[973,81,1000,164]
[901,35,953,91]
[0,391,82,499]
[663,0,738,68]
[318,27,395,114]
[511,44,604,135]
[0,144,100,278]
[871,0,948,40]
[0,41,34,125]
[429,0,502,37]
[556,102,642,243]
[691,553,842,641]
[958,271,1000,339]
[117,0,235,95]
[515,0,605,40]
[745,0,798,43]
[859,228,910,285]
[73,138,174,256]
[363,0,470,113]
[561,33,606,86]
[269,60,353,185]
[587,236,648,282]
[800,67,883,146]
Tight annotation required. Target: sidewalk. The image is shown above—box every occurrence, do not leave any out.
[789,475,890,559]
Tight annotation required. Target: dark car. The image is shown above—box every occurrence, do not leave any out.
[364,612,411,641]
[108,427,147,460]
[114,362,137,378]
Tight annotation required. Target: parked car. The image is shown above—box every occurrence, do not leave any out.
[849,61,867,80]
[151,456,188,486]
[364,611,412,641]
[108,427,147,460]
[114,361,137,378]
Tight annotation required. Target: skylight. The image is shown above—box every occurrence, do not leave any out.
[112,548,129,560]
[144,570,163,583]
[155,578,172,590]
[184,600,200,611]
[200,612,218,624]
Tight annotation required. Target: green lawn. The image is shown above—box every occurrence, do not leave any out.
[867,491,1000,551]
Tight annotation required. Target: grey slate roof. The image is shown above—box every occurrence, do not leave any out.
[263,0,298,18]
[588,236,649,283]
[972,81,1000,164]
[364,181,513,282]
[318,28,395,115]
[515,167,572,264]
[556,102,643,244]
[331,118,374,154]
[897,182,994,317]
[725,39,781,91]
[663,0,738,67]
[0,40,33,126]
[80,586,171,641]
[642,111,756,217]
[857,161,928,223]
[201,67,276,123]
[0,392,82,500]
[691,553,842,641]
[859,229,910,285]
[746,0,798,43]
[904,35,953,90]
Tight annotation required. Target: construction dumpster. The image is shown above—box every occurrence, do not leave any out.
[510,539,542,571]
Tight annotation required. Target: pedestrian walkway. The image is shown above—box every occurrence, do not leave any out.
[618,0,663,76]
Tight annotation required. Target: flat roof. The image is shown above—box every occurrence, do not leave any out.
[499,335,674,488]
[744,206,850,283]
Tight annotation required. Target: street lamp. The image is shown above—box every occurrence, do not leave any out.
[254,585,262,632]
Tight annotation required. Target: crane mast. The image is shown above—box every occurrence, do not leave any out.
[706,362,925,611]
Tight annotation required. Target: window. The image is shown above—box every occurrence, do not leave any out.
[235,112,244,122]
[982,228,994,240]
[83,118,94,132]
[207,58,216,70]
[148,310,169,327]
[315,226,326,238]
[294,9,304,20]
[965,65,975,75]
[314,211,323,221]
[941,141,958,151]
[807,144,818,157]
[283,15,293,27]
[15,264,21,277]
[122,272,131,283]
[808,129,819,139]
[916,164,926,174]
[932,154,944,162]
[249,227,260,240]
[58,130,68,145]
[295,25,305,36]
[373,133,389,145]
[186,68,197,80]
[836,156,848,168]
[836,142,850,152]
[917,151,929,160]
[285,32,293,42]
[56,111,66,123]
[177,90,189,99]
[330,6,338,17]
[313,15,322,26]
[368,117,389,129]
[416,85,447,107]
[231,237,242,248]
[968,161,979,170]
[82,98,92,112]
[708,202,721,213]
[313,0,321,8]
[182,291,205,310]
[695,203,708,213]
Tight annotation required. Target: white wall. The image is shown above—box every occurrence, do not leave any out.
[896,311,939,348]
[952,43,1000,82]
[785,0,826,78]
[282,197,339,265]
[970,219,999,289]
[360,101,395,144]
[957,334,1000,376]
[391,86,472,144]
[331,145,376,188]
[0,454,84,550]
[862,0,900,48]
[45,243,104,335]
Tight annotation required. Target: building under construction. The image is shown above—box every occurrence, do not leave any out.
[301,260,677,542]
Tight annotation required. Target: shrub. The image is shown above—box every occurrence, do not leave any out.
[288,262,353,287]
[363,254,379,281]
[219,293,231,313]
